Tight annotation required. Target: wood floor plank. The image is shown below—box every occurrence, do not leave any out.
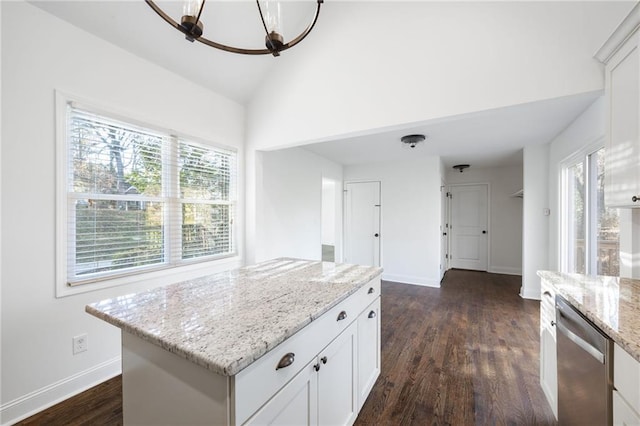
[17,269,555,425]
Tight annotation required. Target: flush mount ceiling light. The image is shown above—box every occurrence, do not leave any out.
[145,0,323,57]
[401,134,426,148]
[453,164,470,173]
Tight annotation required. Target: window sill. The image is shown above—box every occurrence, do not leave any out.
[56,255,243,298]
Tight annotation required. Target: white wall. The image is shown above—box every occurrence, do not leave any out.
[247,1,633,151]
[445,164,524,275]
[255,148,343,263]
[0,2,244,423]
[344,157,442,287]
[522,144,551,299]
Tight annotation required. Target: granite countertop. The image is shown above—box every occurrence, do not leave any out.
[86,258,383,376]
[538,270,640,362]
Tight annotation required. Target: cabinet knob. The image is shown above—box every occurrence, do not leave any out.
[633,196,639,203]
[321,356,328,364]
[276,352,295,370]
[551,321,556,327]
[337,311,347,321]
[368,287,375,294]
[313,363,321,372]
[368,310,377,319]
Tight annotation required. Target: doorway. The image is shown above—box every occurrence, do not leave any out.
[344,181,381,266]
[448,184,489,271]
[321,178,338,262]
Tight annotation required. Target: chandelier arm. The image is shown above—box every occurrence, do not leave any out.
[145,0,191,36]
[278,0,323,52]
[145,0,323,56]
[195,0,206,25]
[255,0,271,36]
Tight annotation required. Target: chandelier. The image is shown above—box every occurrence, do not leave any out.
[145,0,323,57]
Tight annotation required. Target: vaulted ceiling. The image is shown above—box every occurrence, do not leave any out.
[31,1,637,168]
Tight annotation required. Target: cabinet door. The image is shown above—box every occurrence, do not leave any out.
[613,390,640,426]
[245,360,318,426]
[357,298,381,411]
[540,327,558,420]
[605,31,640,207]
[318,321,358,426]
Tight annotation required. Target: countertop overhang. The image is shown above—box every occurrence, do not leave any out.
[538,270,640,362]
[86,258,383,376]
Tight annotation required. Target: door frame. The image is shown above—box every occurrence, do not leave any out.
[343,180,382,267]
[446,183,491,272]
[440,182,449,280]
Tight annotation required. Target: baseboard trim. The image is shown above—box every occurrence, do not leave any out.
[520,288,541,300]
[1,357,121,425]
[382,273,441,288]
[488,266,522,276]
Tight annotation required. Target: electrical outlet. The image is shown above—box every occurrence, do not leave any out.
[73,334,88,355]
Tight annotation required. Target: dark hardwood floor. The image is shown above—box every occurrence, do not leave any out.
[356,269,555,426]
[18,269,555,425]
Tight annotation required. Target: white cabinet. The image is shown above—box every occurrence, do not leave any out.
[247,304,376,426]
[614,390,640,426]
[357,298,381,411]
[598,4,640,207]
[539,280,558,419]
[247,359,319,426]
[613,343,640,425]
[318,321,358,426]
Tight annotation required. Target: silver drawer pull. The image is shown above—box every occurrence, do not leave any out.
[276,352,295,370]
[368,310,376,319]
[368,287,375,294]
[337,311,347,321]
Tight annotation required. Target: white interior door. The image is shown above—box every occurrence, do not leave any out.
[344,181,380,266]
[449,184,488,271]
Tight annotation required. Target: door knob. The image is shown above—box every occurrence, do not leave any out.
[482,230,487,234]
[374,233,379,237]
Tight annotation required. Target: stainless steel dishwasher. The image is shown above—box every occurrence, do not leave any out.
[556,295,612,425]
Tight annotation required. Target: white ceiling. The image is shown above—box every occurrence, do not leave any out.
[302,91,602,168]
[30,1,619,169]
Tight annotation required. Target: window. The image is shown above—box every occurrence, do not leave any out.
[562,146,619,276]
[58,97,237,288]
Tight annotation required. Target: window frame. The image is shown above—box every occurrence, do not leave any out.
[559,137,616,276]
[55,91,239,297]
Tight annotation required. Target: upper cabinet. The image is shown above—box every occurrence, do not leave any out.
[597,4,640,208]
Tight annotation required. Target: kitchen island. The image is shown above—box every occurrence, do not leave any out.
[87,258,383,425]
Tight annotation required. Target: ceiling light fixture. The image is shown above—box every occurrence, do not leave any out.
[401,134,426,149]
[453,164,470,173]
[145,0,323,57]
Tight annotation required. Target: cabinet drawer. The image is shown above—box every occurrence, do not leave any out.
[540,280,556,337]
[614,343,640,414]
[233,276,381,424]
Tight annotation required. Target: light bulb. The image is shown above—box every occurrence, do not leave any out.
[263,1,283,36]
[183,0,203,18]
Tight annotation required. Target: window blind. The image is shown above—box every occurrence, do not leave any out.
[65,102,236,285]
